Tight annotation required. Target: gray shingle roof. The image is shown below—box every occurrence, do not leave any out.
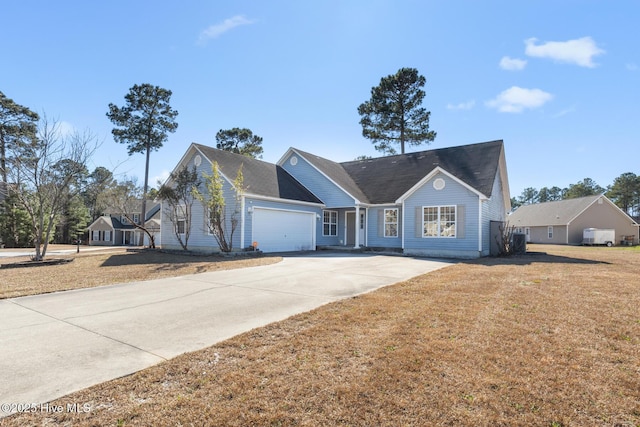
[508,195,602,226]
[294,140,504,204]
[194,144,322,204]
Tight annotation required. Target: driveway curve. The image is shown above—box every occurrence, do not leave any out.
[0,252,452,412]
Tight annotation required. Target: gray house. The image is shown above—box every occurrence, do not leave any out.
[508,194,639,245]
[87,202,161,246]
[160,140,511,259]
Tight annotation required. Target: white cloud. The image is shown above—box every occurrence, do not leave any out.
[486,86,553,113]
[198,15,254,45]
[499,56,527,71]
[524,37,605,68]
[446,100,475,110]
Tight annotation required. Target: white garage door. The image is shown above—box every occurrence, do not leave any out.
[253,208,315,252]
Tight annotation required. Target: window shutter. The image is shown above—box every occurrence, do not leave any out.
[457,205,465,239]
[415,206,423,238]
[377,210,384,237]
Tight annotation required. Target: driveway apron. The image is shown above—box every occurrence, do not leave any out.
[0,253,452,412]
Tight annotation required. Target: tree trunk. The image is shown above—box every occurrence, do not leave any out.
[141,144,150,247]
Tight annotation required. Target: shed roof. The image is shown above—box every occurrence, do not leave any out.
[508,195,603,227]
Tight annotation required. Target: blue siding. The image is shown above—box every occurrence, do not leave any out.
[282,152,354,207]
[403,173,481,258]
[366,206,403,248]
[483,168,508,255]
[162,150,244,252]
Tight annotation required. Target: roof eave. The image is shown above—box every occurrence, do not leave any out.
[395,166,488,204]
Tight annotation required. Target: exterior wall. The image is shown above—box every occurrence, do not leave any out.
[568,200,639,245]
[483,168,509,255]
[366,205,403,249]
[160,150,324,252]
[88,217,114,246]
[281,152,354,208]
[527,225,568,244]
[316,208,348,246]
[161,152,242,252]
[243,198,322,249]
[403,173,481,259]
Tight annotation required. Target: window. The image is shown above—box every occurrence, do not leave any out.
[384,208,398,237]
[104,230,111,241]
[177,219,186,235]
[548,226,553,239]
[423,206,456,238]
[323,210,337,236]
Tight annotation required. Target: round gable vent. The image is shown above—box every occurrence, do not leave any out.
[290,156,298,166]
[433,178,445,190]
[194,155,202,167]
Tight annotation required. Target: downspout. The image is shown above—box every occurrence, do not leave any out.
[240,196,245,250]
[478,199,483,255]
[402,200,406,251]
[354,205,360,248]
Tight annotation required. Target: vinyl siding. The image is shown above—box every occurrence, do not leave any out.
[567,200,639,244]
[366,206,403,248]
[482,169,509,255]
[282,152,354,207]
[403,173,480,258]
[161,152,243,252]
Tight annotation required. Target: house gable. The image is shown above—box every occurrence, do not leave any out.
[279,148,359,207]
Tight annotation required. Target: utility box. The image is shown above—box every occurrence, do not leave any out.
[582,228,615,246]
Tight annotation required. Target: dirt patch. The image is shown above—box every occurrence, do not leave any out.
[3,245,640,426]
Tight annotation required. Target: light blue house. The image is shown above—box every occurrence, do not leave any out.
[160,140,511,258]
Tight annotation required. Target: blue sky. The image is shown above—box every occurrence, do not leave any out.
[2,1,638,198]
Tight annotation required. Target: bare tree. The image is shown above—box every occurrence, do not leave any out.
[99,178,160,248]
[157,166,200,250]
[193,162,244,252]
[7,115,99,260]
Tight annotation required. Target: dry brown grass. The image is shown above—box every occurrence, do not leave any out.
[0,245,281,299]
[3,245,640,426]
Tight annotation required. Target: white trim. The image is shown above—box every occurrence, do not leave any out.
[478,198,483,252]
[278,148,360,205]
[401,200,406,249]
[251,207,316,250]
[323,210,338,236]
[240,195,245,249]
[383,208,399,238]
[421,205,457,238]
[244,193,325,208]
[396,166,488,204]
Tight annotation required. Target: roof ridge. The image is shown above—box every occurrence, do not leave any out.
[339,139,504,165]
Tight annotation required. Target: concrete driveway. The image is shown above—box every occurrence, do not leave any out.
[0,252,452,412]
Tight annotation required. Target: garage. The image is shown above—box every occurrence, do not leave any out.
[252,208,316,252]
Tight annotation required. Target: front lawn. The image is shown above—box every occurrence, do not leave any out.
[4,245,639,426]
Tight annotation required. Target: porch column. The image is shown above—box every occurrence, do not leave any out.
[354,205,360,248]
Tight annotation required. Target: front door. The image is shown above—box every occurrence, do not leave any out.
[346,212,356,246]
[346,211,366,247]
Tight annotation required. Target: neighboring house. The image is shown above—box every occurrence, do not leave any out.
[508,194,639,245]
[87,202,161,246]
[161,139,511,259]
